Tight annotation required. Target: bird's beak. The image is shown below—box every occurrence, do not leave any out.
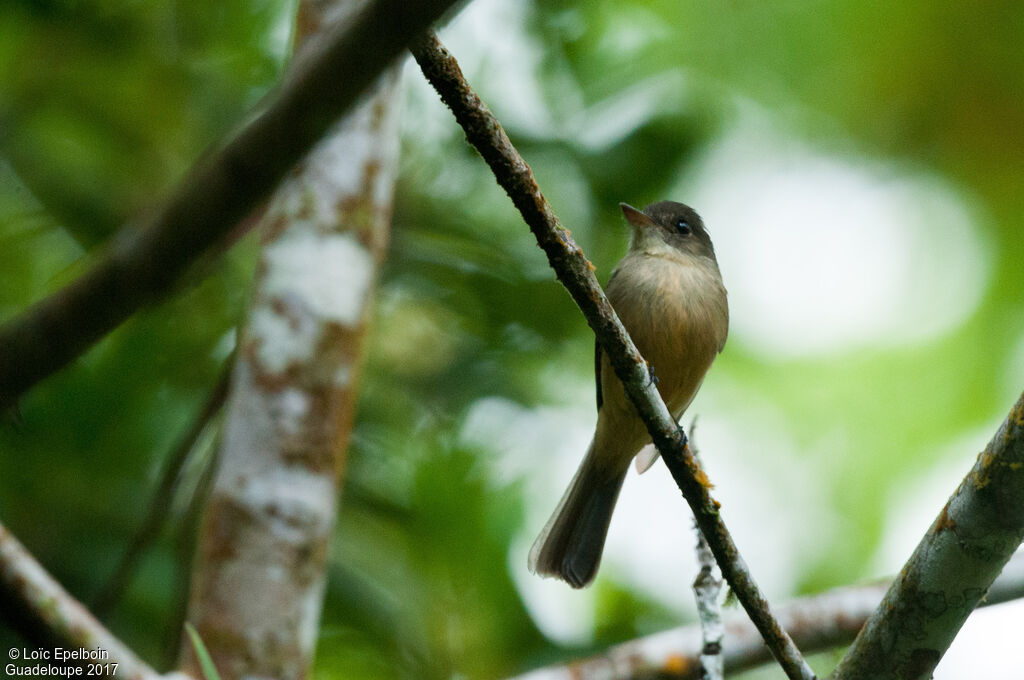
[620,203,657,231]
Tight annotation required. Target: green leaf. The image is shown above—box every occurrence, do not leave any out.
[184,622,222,680]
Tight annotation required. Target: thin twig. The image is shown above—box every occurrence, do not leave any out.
[0,0,461,411]
[688,424,724,680]
[508,549,1024,680]
[93,356,233,616]
[693,525,724,680]
[410,32,814,680]
[0,519,164,680]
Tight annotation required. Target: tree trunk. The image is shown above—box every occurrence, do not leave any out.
[178,3,400,677]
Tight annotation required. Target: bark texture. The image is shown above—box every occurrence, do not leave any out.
[178,3,401,676]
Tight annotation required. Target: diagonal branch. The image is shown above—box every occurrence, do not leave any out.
[0,0,461,412]
[831,391,1024,679]
[0,519,166,680]
[410,32,815,680]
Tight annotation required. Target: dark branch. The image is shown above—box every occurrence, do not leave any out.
[0,0,461,411]
[410,32,815,680]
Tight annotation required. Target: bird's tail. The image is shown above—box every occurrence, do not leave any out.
[528,442,629,588]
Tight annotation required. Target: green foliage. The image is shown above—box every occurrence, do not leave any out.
[1,0,1023,678]
[0,0,291,246]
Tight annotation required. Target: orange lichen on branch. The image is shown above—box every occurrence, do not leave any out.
[972,449,997,489]
[1010,400,1024,428]
[663,652,698,676]
[934,504,957,532]
[693,466,715,490]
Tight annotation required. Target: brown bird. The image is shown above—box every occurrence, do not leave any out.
[529,201,729,588]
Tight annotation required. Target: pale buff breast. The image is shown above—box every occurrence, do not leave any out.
[601,252,728,426]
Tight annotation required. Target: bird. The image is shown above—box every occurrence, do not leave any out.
[529,200,729,588]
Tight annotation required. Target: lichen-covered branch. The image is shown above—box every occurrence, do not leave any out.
[831,391,1024,680]
[0,520,164,680]
[177,2,402,677]
[0,0,459,412]
[508,549,1024,680]
[693,523,724,680]
[688,430,723,680]
[410,32,814,680]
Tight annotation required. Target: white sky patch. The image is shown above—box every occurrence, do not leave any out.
[684,119,990,357]
[935,599,1024,679]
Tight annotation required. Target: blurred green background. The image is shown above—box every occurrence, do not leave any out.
[1,0,1022,678]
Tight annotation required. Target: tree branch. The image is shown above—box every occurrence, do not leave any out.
[831,391,1024,679]
[0,0,461,411]
[0,519,167,680]
[693,522,724,680]
[410,32,814,680]
[508,549,1024,680]
[688,424,723,680]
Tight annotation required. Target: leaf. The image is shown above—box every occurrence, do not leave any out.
[184,622,222,680]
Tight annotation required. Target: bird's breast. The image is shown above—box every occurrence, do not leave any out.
[605,254,728,417]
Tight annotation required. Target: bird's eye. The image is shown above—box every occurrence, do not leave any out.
[675,219,691,235]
